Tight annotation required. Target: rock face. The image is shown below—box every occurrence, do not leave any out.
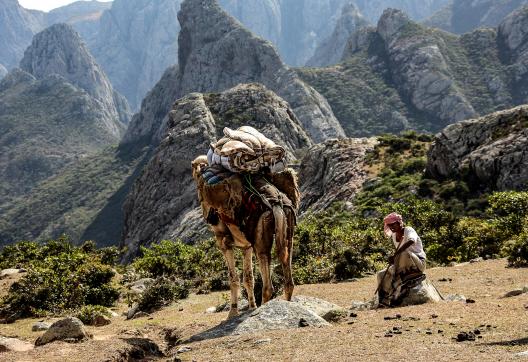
[427,105,528,191]
[299,138,378,213]
[122,0,343,147]
[0,0,45,70]
[307,3,369,67]
[122,83,311,259]
[20,23,131,127]
[425,0,528,34]
[90,0,181,110]
[377,9,477,125]
[0,69,125,208]
[0,64,7,79]
[301,6,528,135]
[35,317,90,346]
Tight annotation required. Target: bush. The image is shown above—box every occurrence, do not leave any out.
[0,239,120,320]
[76,305,111,325]
[137,277,190,313]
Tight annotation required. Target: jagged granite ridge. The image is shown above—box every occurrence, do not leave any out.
[123,0,344,147]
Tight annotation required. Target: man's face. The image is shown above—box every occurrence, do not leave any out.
[388,221,402,233]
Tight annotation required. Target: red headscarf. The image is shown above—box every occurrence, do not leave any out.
[384,212,403,237]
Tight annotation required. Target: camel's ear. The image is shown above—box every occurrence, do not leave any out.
[191,155,208,180]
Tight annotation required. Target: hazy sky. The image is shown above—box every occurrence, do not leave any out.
[19,0,112,12]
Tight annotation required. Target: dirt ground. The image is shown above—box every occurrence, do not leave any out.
[1,258,527,361]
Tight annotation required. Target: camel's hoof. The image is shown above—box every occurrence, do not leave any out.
[249,302,257,309]
[227,309,239,319]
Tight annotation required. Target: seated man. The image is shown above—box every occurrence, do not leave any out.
[376,212,426,307]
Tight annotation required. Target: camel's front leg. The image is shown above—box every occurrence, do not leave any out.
[221,247,240,319]
[242,247,257,309]
[254,211,274,304]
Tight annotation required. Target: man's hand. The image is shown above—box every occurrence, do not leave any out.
[388,255,395,264]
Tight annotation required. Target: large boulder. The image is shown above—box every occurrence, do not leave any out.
[0,336,34,353]
[427,105,528,190]
[397,278,443,306]
[35,317,90,346]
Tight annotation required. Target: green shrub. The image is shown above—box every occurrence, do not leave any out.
[0,239,119,320]
[488,192,528,236]
[137,277,190,313]
[76,305,111,325]
[503,232,528,267]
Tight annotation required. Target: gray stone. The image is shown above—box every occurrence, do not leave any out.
[32,321,51,332]
[503,287,528,298]
[0,268,27,279]
[291,296,347,322]
[445,294,467,302]
[190,299,330,341]
[350,300,376,311]
[470,257,484,263]
[0,336,34,353]
[398,278,443,306]
[35,317,90,346]
[127,278,155,295]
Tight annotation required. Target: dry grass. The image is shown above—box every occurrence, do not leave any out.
[1,259,527,361]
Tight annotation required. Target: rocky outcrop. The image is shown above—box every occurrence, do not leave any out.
[425,0,528,34]
[122,83,311,260]
[299,138,378,213]
[377,9,476,126]
[307,3,369,67]
[353,0,449,24]
[427,105,528,191]
[123,0,344,147]
[20,23,130,127]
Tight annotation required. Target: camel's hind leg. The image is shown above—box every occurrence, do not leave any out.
[254,211,274,304]
[242,247,257,309]
[274,206,295,301]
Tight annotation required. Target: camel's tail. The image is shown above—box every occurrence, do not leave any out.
[272,205,287,253]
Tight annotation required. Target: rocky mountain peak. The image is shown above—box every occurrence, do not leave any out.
[306,2,369,66]
[0,64,8,80]
[499,5,528,56]
[377,8,412,42]
[20,23,130,126]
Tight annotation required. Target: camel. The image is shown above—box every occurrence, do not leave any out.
[191,155,298,318]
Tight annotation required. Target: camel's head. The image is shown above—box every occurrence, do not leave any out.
[191,155,208,181]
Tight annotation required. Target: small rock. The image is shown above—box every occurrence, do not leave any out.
[93,315,111,327]
[32,321,51,332]
[0,336,34,353]
[0,268,27,279]
[473,329,481,335]
[350,300,375,311]
[515,351,528,357]
[127,278,155,295]
[431,314,438,319]
[384,314,402,320]
[126,304,139,320]
[108,309,119,318]
[470,257,484,263]
[206,307,217,313]
[438,330,443,334]
[466,298,476,304]
[349,312,358,318]
[35,317,90,346]
[177,346,192,353]
[299,318,309,327]
[445,294,466,302]
[456,331,476,342]
[253,338,271,346]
